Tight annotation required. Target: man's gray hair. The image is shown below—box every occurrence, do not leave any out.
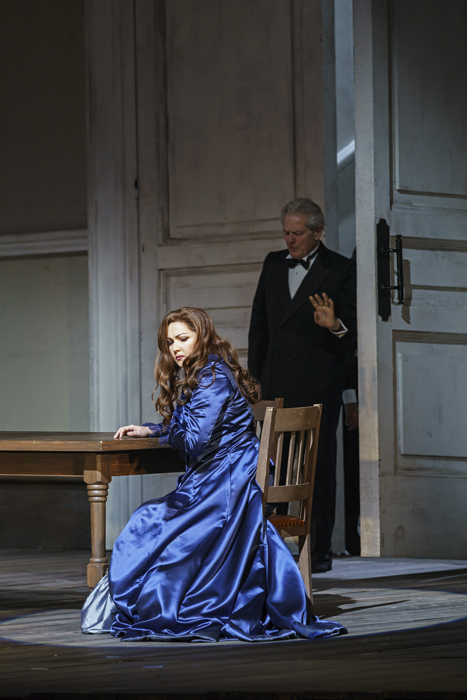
[281,198,325,231]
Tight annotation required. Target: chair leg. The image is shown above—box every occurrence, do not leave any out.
[298,534,313,609]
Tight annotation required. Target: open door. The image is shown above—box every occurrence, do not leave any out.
[355,0,467,557]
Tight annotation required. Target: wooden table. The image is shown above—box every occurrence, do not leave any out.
[0,432,184,588]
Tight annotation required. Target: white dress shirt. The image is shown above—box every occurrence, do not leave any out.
[287,249,319,298]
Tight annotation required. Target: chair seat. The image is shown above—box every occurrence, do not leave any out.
[268,514,305,530]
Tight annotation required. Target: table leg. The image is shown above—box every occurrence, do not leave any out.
[86,482,109,588]
[84,454,111,588]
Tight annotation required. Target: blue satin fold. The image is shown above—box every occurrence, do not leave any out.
[82,356,347,642]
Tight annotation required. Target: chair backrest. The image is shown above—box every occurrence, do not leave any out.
[256,405,322,517]
[252,398,284,424]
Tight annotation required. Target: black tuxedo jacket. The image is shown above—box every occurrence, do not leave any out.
[248,244,356,409]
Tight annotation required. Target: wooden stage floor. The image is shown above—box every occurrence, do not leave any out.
[1,548,467,699]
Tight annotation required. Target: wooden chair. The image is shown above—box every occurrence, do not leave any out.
[255,404,322,602]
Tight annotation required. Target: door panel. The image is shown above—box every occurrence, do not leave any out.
[355,0,467,557]
[392,291,467,334]
[395,337,467,464]
[399,248,467,289]
[165,0,295,239]
[391,207,467,240]
[393,1,467,197]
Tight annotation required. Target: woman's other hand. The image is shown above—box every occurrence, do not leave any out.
[114,425,152,439]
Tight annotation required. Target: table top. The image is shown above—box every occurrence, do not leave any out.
[0,432,165,453]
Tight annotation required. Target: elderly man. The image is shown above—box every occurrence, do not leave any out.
[248,198,356,572]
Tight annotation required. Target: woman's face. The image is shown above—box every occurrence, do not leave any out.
[167,321,197,367]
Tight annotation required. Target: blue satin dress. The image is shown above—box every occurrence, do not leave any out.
[81,356,347,642]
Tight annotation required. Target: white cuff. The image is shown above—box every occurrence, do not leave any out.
[343,389,357,405]
[330,318,348,338]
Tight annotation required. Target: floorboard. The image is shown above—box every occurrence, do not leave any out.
[1,548,467,698]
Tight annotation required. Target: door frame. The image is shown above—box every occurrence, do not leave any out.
[354,0,392,557]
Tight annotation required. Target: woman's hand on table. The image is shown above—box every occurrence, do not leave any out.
[114,425,153,439]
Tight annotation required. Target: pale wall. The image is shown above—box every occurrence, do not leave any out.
[0,254,90,549]
[0,255,89,431]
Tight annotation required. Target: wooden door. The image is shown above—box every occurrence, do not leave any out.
[134,0,337,504]
[355,0,467,557]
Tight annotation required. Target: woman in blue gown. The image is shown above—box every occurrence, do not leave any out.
[81,307,346,642]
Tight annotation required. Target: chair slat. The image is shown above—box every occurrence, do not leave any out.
[304,429,314,481]
[285,431,296,485]
[274,433,283,486]
[296,430,305,485]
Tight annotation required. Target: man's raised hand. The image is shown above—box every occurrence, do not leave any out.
[309,293,340,331]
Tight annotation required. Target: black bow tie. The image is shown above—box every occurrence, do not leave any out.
[287,251,318,270]
[287,258,309,270]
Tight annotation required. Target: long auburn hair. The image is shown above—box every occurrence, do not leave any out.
[153,307,261,424]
